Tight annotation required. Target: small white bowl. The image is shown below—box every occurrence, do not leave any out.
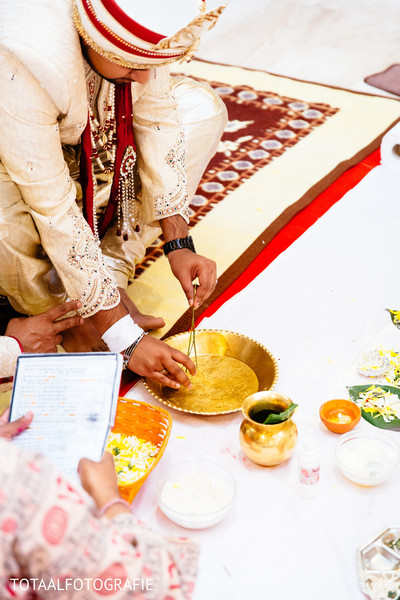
[357,350,389,377]
[158,460,236,529]
[335,431,400,486]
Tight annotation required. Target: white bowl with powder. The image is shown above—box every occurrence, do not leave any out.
[336,431,400,486]
[158,460,236,529]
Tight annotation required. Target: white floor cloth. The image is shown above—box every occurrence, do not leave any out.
[126,126,400,600]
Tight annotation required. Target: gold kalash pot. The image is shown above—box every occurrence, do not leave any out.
[239,391,298,466]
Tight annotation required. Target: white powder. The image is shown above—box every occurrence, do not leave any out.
[160,470,233,515]
[338,438,398,478]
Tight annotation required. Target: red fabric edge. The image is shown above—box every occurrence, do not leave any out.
[7,336,24,353]
[119,370,139,397]
[196,148,381,322]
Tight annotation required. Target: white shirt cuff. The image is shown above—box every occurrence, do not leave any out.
[102,315,144,353]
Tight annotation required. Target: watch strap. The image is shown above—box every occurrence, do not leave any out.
[163,235,196,256]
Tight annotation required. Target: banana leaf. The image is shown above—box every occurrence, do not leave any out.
[348,384,400,431]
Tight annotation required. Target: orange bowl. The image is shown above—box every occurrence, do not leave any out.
[319,399,361,434]
[111,397,172,503]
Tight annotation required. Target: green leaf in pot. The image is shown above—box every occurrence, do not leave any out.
[263,403,298,424]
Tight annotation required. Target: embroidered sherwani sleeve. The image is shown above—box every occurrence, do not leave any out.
[0,439,199,599]
[0,51,119,317]
[131,66,190,226]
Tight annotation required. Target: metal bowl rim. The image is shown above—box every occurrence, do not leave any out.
[143,328,279,415]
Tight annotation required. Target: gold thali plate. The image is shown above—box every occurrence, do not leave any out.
[144,329,279,415]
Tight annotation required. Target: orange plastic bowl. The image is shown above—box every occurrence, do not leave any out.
[319,399,361,434]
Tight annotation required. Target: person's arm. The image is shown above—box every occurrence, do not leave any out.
[160,214,217,308]
[0,52,194,387]
[131,67,189,227]
[78,453,132,518]
[129,69,216,307]
[0,50,121,320]
[1,300,84,391]
[0,441,199,599]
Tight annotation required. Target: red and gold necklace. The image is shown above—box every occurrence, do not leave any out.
[80,82,138,242]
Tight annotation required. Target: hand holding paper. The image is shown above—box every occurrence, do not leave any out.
[9,352,122,483]
[0,407,33,439]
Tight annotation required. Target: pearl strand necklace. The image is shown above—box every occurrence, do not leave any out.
[87,85,138,242]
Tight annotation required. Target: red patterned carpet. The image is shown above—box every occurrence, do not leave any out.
[126,59,400,337]
[135,75,339,277]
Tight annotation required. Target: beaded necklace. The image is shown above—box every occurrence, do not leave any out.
[81,82,138,242]
[88,85,117,176]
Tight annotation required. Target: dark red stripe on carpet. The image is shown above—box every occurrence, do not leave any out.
[197,148,380,322]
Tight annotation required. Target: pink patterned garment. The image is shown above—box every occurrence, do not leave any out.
[0,439,199,599]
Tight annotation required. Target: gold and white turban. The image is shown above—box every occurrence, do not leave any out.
[73,0,226,69]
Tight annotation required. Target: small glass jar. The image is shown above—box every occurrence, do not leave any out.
[239,391,298,466]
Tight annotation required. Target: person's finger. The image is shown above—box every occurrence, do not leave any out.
[193,264,217,308]
[170,348,196,375]
[47,345,59,354]
[53,314,84,334]
[97,339,110,352]
[79,452,114,474]
[100,451,116,464]
[162,352,196,388]
[178,270,195,306]
[151,370,182,389]
[133,316,165,332]
[46,300,82,322]
[161,346,196,375]
[0,407,10,425]
[77,455,98,476]
[0,411,33,439]
[77,457,91,480]
[159,370,181,385]
[45,339,61,353]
